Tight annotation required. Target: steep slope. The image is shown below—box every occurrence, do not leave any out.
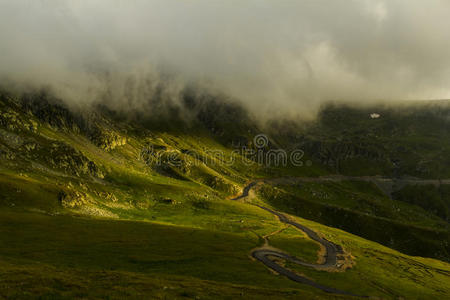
[1,92,450,299]
[289,102,450,178]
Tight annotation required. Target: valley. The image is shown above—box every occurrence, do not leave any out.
[0,92,449,299]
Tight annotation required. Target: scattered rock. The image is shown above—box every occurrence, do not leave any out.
[90,128,127,151]
[94,191,119,202]
[48,141,104,178]
[59,189,91,208]
[157,197,178,205]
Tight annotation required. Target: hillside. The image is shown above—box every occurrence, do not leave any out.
[0,91,449,299]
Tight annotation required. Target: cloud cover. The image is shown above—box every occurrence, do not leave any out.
[1,0,450,118]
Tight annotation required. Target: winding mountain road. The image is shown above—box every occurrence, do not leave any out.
[232,181,367,297]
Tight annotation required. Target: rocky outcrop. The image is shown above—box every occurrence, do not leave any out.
[202,175,238,194]
[20,93,81,132]
[3,92,127,154]
[94,191,119,202]
[47,141,104,178]
[0,98,39,133]
[59,188,91,208]
[89,128,127,151]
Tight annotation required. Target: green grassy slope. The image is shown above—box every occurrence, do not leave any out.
[1,208,449,299]
[278,102,450,178]
[1,92,450,298]
[258,181,450,261]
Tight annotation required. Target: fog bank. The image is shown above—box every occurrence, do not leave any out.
[1,0,450,119]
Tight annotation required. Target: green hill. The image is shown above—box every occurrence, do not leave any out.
[0,91,449,299]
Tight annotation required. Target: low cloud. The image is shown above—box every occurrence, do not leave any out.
[1,0,449,119]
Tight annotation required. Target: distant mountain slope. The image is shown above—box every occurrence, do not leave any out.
[1,91,450,298]
[289,102,450,178]
[1,92,449,260]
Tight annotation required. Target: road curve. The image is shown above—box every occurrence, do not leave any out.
[233,181,367,297]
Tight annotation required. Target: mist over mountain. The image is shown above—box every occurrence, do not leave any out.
[2,2,450,298]
[1,0,450,119]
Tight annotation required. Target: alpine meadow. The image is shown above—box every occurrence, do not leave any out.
[0,1,449,299]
